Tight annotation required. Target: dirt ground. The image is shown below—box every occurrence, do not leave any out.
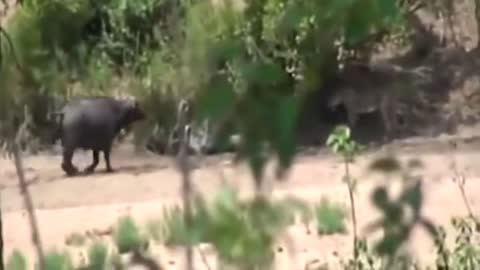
[3,123,480,269]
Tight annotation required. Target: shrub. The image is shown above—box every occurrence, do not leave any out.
[159,205,196,247]
[314,196,348,235]
[40,250,74,270]
[6,250,27,270]
[87,241,109,270]
[113,215,147,254]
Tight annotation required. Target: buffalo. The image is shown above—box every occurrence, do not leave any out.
[54,96,146,176]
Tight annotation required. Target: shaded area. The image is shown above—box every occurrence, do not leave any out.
[296,21,480,149]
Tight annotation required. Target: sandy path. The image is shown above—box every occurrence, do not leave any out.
[3,135,480,269]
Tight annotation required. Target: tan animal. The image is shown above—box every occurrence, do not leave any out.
[327,86,399,138]
[327,63,431,138]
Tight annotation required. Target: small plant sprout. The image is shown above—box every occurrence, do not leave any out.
[326,125,363,265]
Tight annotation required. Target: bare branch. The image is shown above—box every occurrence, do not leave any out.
[175,98,194,270]
[12,106,46,270]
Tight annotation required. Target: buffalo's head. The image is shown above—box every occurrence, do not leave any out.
[118,98,146,130]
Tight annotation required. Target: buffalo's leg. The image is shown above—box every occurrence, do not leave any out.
[84,150,99,173]
[61,147,78,176]
[103,145,114,173]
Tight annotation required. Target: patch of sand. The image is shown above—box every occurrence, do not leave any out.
[3,135,480,269]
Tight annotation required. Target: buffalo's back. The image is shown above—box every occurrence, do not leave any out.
[61,97,124,150]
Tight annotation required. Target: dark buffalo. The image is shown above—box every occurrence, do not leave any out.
[54,96,146,176]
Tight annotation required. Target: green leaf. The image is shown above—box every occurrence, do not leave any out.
[376,0,400,23]
[242,61,289,88]
[400,181,423,214]
[372,186,390,211]
[87,241,109,270]
[196,73,236,121]
[273,95,301,179]
[42,250,74,270]
[246,137,267,185]
[344,1,375,46]
[113,215,146,253]
[276,3,308,37]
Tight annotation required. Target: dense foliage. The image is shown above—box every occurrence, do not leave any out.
[0,0,411,177]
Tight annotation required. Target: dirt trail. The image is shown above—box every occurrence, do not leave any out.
[3,130,480,269]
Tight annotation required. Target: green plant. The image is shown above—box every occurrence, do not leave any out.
[6,250,27,270]
[160,205,194,247]
[433,225,451,269]
[40,250,74,270]
[113,215,147,254]
[434,216,480,269]
[314,197,347,235]
[450,217,480,268]
[190,187,310,270]
[326,125,363,264]
[87,241,109,270]
[366,156,436,269]
[340,238,380,270]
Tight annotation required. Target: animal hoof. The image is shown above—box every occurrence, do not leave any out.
[106,168,115,173]
[83,167,95,174]
[62,163,78,176]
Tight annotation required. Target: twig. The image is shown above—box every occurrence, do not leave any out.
[345,160,359,267]
[0,16,47,270]
[175,99,194,270]
[12,107,46,270]
[0,23,31,270]
[196,246,212,270]
[449,142,479,224]
[0,27,26,74]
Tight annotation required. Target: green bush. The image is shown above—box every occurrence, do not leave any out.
[159,205,194,246]
[87,241,109,270]
[113,215,147,254]
[6,250,27,270]
[314,197,348,235]
[191,188,310,269]
[40,250,75,270]
[0,0,410,155]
